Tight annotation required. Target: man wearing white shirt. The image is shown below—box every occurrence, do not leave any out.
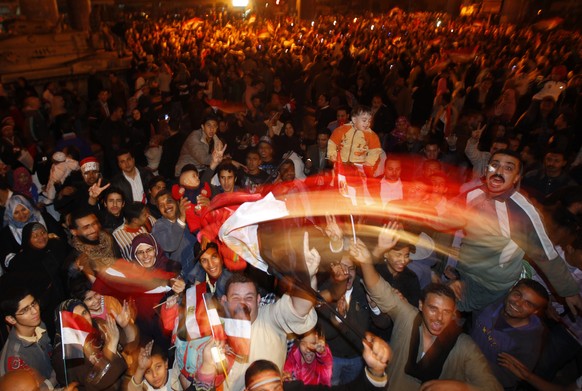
[111,149,152,203]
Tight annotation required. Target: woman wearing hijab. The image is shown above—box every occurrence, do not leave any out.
[130,233,181,274]
[7,222,68,339]
[124,233,183,349]
[0,194,63,271]
[52,299,128,391]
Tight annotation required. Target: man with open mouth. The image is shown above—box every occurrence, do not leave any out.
[449,149,582,316]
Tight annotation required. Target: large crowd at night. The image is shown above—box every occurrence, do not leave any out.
[0,6,581,391]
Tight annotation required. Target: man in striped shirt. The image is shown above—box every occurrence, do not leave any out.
[112,202,156,260]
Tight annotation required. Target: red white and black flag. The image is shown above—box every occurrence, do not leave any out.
[59,311,94,360]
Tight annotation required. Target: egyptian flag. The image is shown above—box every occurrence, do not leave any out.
[203,293,251,361]
[185,283,214,340]
[223,316,251,361]
[60,311,94,360]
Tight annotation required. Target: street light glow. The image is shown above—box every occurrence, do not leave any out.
[232,0,248,7]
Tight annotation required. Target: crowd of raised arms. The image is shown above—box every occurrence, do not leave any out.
[0,6,581,391]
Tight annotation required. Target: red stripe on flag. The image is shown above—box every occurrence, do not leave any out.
[61,311,93,334]
[60,311,94,360]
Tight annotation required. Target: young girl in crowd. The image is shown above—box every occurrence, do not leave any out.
[284,325,332,386]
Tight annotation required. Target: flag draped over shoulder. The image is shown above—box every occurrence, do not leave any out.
[60,311,94,360]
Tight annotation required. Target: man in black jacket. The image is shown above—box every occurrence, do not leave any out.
[110,149,152,203]
[318,255,390,386]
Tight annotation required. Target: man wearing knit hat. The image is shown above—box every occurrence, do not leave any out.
[80,157,101,187]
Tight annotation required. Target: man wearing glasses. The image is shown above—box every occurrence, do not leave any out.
[0,287,56,387]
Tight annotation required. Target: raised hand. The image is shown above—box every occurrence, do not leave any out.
[211,143,228,168]
[362,333,391,376]
[471,122,486,140]
[113,300,131,328]
[137,340,154,371]
[448,280,465,301]
[88,178,110,200]
[325,214,343,246]
[101,314,120,353]
[303,231,321,278]
[349,238,373,265]
[170,277,186,295]
[377,221,401,252]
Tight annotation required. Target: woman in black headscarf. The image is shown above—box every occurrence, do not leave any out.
[0,194,64,271]
[7,222,69,339]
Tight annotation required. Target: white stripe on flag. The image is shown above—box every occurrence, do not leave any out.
[219,193,289,273]
[223,318,251,338]
[207,308,221,327]
[104,267,126,278]
[185,286,201,339]
[145,286,171,294]
[62,326,90,346]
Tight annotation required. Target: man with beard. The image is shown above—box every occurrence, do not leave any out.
[70,208,121,272]
[352,238,502,391]
[449,150,582,314]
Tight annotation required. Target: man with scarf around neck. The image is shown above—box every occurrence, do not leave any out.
[70,208,121,273]
[351,236,502,391]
